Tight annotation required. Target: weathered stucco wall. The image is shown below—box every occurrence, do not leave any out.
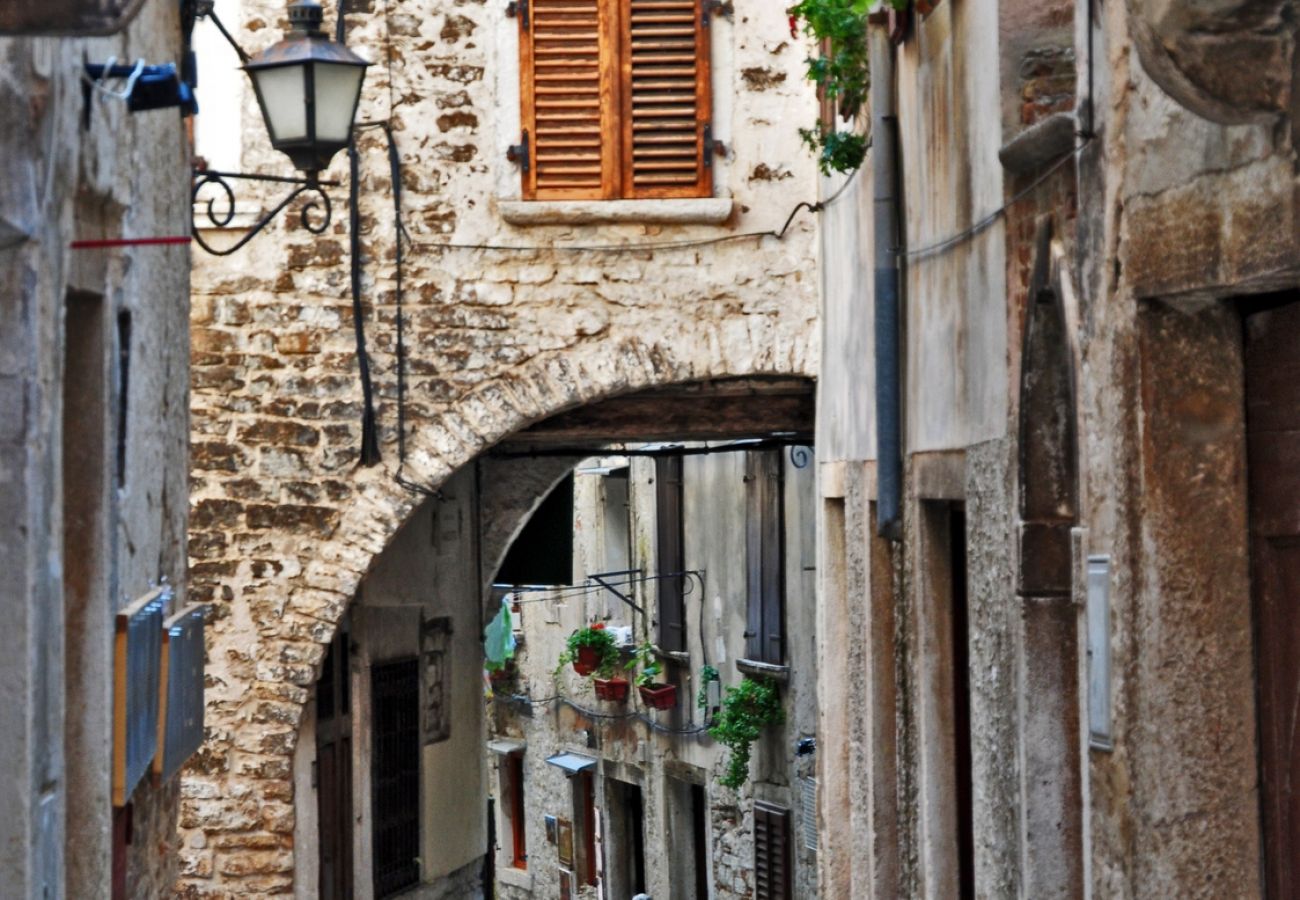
[184,0,820,892]
[816,0,1296,897]
[0,7,192,898]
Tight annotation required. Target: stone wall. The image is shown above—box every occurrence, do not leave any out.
[0,6,193,898]
[815,1,1298,898]
[183,0,819,892]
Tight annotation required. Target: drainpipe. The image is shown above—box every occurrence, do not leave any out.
[872,26,903,541]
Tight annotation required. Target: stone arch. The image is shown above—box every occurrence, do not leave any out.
[182,324,815,894]
[1126,0,1293,125]
[1013,219,1084,897]
[276,331,815,668]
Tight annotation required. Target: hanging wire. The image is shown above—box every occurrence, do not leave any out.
[500,570,703,606]
[903,136,1092,261]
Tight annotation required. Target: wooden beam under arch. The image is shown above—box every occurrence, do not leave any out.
[499,377,814,449]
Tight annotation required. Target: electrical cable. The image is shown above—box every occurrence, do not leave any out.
[502,570,703,605]
[347,138,383,467]
[504,694,709,736]
[902,136,1092,261]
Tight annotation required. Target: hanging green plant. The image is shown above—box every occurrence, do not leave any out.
[708,676,785,789]
[788,0,907,175]
[696,664,720,710]
[556,624,621,677]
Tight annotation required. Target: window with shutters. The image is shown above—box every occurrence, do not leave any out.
[515,0,715,200]
[655,455,686,652]
[502,752,528,869]
[745,450,785,666]
[753,801,792,900]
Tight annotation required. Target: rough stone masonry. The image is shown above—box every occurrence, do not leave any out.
[181,0,821,893]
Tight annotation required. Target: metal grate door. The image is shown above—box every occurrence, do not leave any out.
[371,659,420,898]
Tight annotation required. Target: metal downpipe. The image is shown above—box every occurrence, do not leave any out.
[871,29,903,541]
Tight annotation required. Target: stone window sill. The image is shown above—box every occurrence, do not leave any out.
[498,198,734,227]
[497,865,532,890]
[736,658,789,681]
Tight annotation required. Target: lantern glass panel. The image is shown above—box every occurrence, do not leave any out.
[313,62,365,144]
[253,65,308,142]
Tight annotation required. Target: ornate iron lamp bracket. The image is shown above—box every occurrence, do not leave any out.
[191,168,338,256]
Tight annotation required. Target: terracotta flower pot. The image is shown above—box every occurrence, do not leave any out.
[594,677,630,702]
[638,682,677,710]
[574,645,600,676]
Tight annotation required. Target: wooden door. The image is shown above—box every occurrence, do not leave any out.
[316,628,354,900]
[1245,297,1300,899]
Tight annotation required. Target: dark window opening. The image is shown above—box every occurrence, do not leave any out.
[745,450,785,665]
[496,473,574,587]
[656,456,686,652]
[950,506,975,900]
[371,658,420,899]
[606,779,646,897]
[115,310,131,487]
[691,783,709,900]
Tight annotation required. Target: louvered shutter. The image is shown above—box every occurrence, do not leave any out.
[754,802,792,900]
[620,0,713,198]
[656,455,686,652]
[519,0,619,199]
[746,450,785,664]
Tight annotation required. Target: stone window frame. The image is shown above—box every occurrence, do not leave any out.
[491,0,738,226]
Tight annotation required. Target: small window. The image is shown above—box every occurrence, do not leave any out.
[745,450,785,665]
[516,0,714,200]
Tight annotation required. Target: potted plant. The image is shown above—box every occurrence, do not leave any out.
[631,642,677,710]
[557,623,620,677]
[707,676,784,788]
[487,658,518,688]
[593,672,630,702]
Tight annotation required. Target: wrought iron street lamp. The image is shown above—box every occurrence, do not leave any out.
[189,0,369,255]
[245,0,369,175]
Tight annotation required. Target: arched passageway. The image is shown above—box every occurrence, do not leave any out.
[182,370,815,896]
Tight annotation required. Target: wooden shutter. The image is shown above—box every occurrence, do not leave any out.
[519,0,619,199]
[656,455,686,652]
[746,451,785,664]
[754,801,792,900]
[620,0,712,198]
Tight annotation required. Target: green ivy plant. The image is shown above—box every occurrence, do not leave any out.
[789,0,908,175]
[555,625,621,677]
[708,677,785,789]
[630,641,663,687]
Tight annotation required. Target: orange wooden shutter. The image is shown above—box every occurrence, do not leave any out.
[519,0,619,200]
[621,0,713,199]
